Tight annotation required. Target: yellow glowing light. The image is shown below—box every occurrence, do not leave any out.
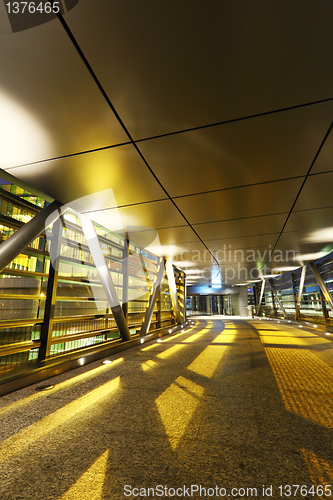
[0,377,120,461]
[258,331,328,345]
[142,359,157,372]
[264,339,333,428]
[59,449,109,500]
[162,331,189,342]
[157,344,186,360]
[0,91,53,168]
[182,331,208,343]
[0,359,124,417]
[141,343,159,351]
[155,376,204,450]
[188,345,227,378]
[212,331,237,343]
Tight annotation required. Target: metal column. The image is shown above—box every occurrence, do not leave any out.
[38,217,63,362]
[0,200,62,273]
[309,261,333,311]
[79,215,131,342]
[271,289,277,317]
[268,279,287,318]
[318,288,329,328]
[256,279,265,316]
[290,272,298,318]
[165,260,182,324]
[295,265,306,320]
[140,258,165,336]
[122,237,129,318]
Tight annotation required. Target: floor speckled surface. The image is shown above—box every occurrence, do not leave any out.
[0,317,333,499]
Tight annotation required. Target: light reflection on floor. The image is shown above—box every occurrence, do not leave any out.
[0,377,120,462]
[155,376,204,450]
[1,318,333,498]
[59,449,109,500]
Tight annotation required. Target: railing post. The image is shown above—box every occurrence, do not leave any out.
[38,216,62,362]
[140,258,165,336]
[256,279,265,316]
[309,261,333,317]
[271,289,277,317]
[165,260,182,324]
[122,237,129,318]
[268,279,287,318]
[290,272,298,318]
[318,288,329,328]
[79,215,131,342]
[295,265,306,320]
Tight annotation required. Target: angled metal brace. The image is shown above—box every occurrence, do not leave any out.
[268,279,287,318]
[309,261,333,311]
[79,215,131,342]
[290,272,298,317]
[256,279,265,316]
[0,200,62,273]
[295,265,306,320]
[122,237,129,318]
[165,260,182,324]
[38,216,63,362]
[140,258,165,337]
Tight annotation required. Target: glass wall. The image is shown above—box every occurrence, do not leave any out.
[0,176,184,379]
[255,257,333,328]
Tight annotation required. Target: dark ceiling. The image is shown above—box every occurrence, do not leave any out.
[1,1,333,286]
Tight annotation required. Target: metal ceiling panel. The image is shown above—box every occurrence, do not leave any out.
[283,207,333,234]
[66,1,333,138]
[1,0,333,286]
[293,172,333,211]
[138,106,333,197]
[116,200,187,234]
[175,178,302,225]
[194,213,287,241]
[0,11,128,170]
[5,146,167,206]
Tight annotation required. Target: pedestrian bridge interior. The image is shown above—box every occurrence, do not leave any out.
[0,1,333,498]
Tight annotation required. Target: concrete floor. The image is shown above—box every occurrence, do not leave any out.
[0,318,333,499]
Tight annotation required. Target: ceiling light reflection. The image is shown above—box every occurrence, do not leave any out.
[0,91,53,169]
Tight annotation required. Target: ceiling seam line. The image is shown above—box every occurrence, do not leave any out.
[54,9,221,276]
[260,121,333,271]
[81,172,329,214]
[133,97,333,143]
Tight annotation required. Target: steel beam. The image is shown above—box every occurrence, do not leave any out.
[295,265,306,320]
[256,279,265,316]
[271,289,277,317]
[0,200,62,273]
[268,279,287,318]
[122,237,129,318]
[38,217,63,362]
[165,260,182,324]
[79,215,131,342]
[290,272,298,318]
[318,288,329,328]
[140,258,165,337]
[309,261,333,312]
